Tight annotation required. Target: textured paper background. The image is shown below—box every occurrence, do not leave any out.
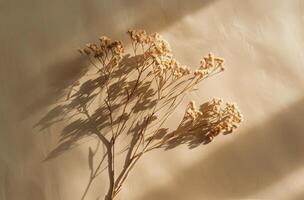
[1,0,304,199]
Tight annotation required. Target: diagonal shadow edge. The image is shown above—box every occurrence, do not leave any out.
[136,97,304,200]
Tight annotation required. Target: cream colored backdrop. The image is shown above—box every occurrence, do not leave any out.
[1,0,304,199]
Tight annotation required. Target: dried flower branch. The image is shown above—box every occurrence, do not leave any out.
[37,29,243,200]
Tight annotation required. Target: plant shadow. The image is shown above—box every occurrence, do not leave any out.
[137,97,304,200]
[35,54,158,161]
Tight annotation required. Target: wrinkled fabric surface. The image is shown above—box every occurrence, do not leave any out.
[1,0,304,199]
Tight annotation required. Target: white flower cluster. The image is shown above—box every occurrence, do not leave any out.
[78,36,124,69]
[194,53,224,80]
[183,98,243,142]
[127,29,191,79]
[184,101,203,123]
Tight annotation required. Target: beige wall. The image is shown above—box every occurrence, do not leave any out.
[1,0,304,199]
